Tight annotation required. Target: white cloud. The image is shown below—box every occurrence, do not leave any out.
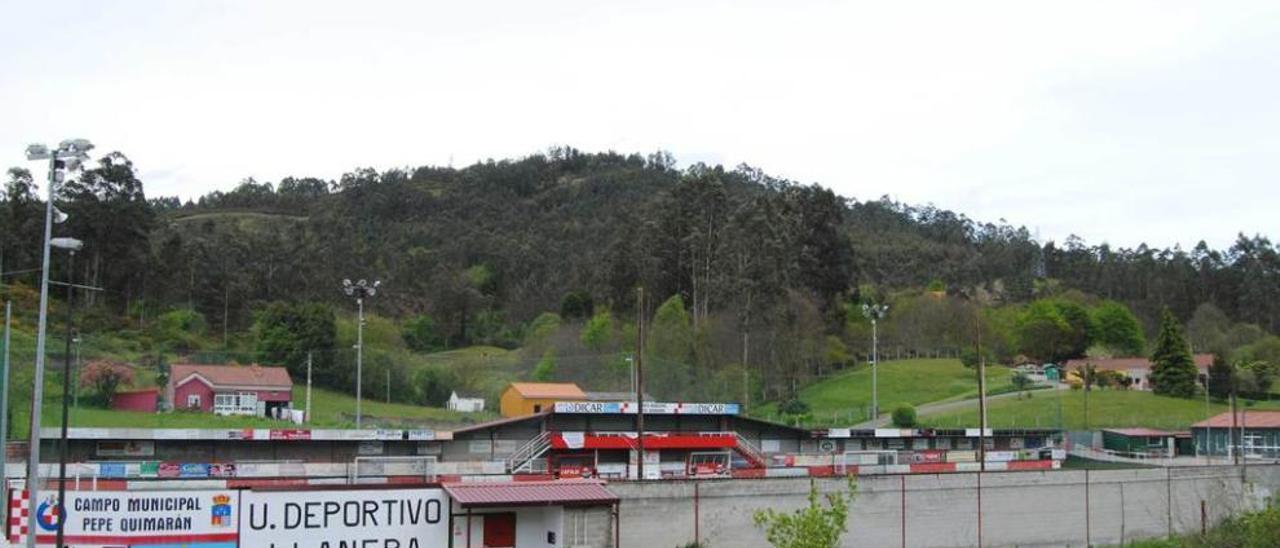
[1,0,1277,249]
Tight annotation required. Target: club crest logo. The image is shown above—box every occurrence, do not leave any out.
[211,493,233,527]
[35,496,63,532]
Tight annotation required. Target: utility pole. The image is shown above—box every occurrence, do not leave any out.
[1,302,11,490]
[1203,374,1211,464]
[305,352,313,423]
[1231,388,1238,465]
[55,247,77,548]
[635,287,645,481]
[976,313,987,472]
[386,369,391,404]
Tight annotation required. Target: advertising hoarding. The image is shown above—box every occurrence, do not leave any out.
[241,488,448,548]
[19,489,238,547]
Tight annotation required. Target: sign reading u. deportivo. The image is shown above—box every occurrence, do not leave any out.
[554,401,740,415]
[241,488,448,548]
[17,489,237,547]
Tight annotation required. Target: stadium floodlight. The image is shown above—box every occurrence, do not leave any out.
[25,144,50,160]
[342,278,381,428]
[22,139,93,548]
[861,304,889,421]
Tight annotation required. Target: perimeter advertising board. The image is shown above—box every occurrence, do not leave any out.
[19,489,238,547]
[241,488,449,547]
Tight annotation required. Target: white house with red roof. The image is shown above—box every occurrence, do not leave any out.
[167,363,293,417]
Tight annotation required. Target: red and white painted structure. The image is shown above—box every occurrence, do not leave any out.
[167,363,293,417]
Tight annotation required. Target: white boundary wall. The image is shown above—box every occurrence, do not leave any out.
[614,465,1280,547]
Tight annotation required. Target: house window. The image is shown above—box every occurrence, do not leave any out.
[187,394,201,408]
[213,392,260,415]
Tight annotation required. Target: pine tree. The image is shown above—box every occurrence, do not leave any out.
[1207,353,1235,399]
[1150,308,1198,397]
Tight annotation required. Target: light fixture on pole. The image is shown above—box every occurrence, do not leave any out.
[342,278,379,429]
[23,139,92,548]
[51,236,82,548]
[861,303,888,421]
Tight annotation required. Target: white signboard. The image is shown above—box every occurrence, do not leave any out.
[553,401,740,415]
[241,488,448,548]
[22,489,238,547]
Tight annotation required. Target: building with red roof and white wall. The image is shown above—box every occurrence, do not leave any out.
[1063,354,1215,390]
[167,363,293,417]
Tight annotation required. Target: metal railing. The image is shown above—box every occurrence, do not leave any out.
[734,433,766,467]
[506,431,552,473]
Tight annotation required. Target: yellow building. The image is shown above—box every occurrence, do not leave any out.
[499,382,587,417]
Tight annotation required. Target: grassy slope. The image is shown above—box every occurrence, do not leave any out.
[919,389,1280,430]
[0,345,507,438]
[755,358,1014,425]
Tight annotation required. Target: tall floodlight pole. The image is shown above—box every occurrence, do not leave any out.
[23,139,92,548]
[861,304,888,421]
[342,279,379,429]
[52,237,82,548]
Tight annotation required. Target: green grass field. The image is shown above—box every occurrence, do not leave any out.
[920,389,1280,430]
[4,369,497,439]
[298,384,496,428]
[755,358,1015,425]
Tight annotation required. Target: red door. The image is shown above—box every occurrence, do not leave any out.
[483,512,517,547]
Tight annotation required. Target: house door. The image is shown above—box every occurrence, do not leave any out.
[483,512,516,547]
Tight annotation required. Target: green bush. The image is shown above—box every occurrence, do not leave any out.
[891,404,917,427]
[780,399,810,416]
[153,309,207,353]
[402,315,444,353]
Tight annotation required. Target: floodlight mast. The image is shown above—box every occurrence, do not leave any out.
[342,279,380,428]
[22,139,92,548]
[861,303,888,421]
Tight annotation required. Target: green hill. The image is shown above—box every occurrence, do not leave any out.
[920,389,1280,430]
[756,358,1014,426]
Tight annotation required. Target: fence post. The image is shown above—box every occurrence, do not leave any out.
[1166,467,1173,538]
[901,474,907,548]
[1084,469,1091,547]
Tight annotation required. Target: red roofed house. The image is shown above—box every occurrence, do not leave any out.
[1063,354,1215,391]
[168,363,293,417]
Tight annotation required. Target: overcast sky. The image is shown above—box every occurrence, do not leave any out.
[2,1,1277,249]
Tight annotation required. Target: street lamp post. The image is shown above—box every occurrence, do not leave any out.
[72,334,81,409]
[52,237,82,548]
[861,304,888,421]
[342,279,379,429]
[23,139,92,548]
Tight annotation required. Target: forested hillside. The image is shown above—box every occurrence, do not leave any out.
[2,147,1277,407]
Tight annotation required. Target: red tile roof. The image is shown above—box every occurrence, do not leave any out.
[1063,354,1215,372]
[443,480,617,507]
[1192,411,1280,429]
[1103,428,1175,437]
[506,382,587,399]
[171,363,293,390]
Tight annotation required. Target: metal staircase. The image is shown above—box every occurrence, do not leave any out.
[506,431,552,473]
[734,433,767,468]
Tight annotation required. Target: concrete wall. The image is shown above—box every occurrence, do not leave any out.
[614,465,1280,547]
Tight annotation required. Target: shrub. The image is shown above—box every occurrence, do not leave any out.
[754,477,856,548]
[402,315,444,353]
[891,404,917,427]
[79,360,135,407]
[780,399,811,416]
